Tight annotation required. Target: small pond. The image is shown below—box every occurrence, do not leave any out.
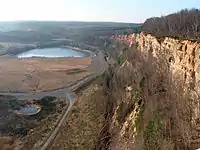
[18,105,41,116]
[17,47,88,58]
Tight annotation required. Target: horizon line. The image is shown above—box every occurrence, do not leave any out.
[0,20,143,24]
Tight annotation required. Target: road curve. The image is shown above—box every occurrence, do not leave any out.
[41,52,107,150]
[41,91,74,150]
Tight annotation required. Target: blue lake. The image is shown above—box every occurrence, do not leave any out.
[19,107,38,115]
[17,47,88,58]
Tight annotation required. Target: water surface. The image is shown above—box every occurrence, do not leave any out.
[17,47,88,58]
[19,106,38,115]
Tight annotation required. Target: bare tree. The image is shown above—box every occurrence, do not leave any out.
[142,8,200,41]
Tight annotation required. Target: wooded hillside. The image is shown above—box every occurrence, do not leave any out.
[142,9,200,41]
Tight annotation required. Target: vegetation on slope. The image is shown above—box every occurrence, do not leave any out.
[53,35,196,149]
[51,78,108,150]
[97,42,194,149]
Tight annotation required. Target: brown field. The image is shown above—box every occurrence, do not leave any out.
[0,57,92,92]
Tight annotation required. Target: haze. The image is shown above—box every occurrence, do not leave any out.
[0,0,199,23]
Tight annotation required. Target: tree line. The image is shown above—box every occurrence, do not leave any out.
[142,8,200,41]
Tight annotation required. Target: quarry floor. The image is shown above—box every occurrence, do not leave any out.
[0,56,94,92]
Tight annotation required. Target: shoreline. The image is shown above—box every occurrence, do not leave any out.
[63,45,94,57]
[5,45,94,59]
[15,104,41,116]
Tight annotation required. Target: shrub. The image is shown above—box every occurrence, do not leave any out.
[116,56,124,65]
[143,116,163,150]
[135,103,144,135]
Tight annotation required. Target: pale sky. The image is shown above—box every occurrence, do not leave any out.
[0,0,199,23]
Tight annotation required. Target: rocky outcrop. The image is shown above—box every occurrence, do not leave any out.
[113,32,200,127]
[112,34,136,47]
[137,33,200,127]
[136,33,200,89]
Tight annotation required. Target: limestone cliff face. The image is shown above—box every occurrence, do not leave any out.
[113,32,200,126]
[137,33,200,89]
[111,34,136,47]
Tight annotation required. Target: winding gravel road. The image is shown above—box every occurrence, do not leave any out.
[41,90,74,150]
[41,69,106,150]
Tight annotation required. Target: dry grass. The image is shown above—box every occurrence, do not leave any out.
[21,98,68,150]
[0,137,15,150]
[0,57,91,92]
[51,79,107,150]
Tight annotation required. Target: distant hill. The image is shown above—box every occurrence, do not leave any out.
[0,21,141,32]
[0,21,141,44]
[0,21,141,54]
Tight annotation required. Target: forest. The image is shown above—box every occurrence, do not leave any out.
[142,8,200,41]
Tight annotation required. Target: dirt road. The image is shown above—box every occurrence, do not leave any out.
[41,90,74,150]
[41,51,108,150]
